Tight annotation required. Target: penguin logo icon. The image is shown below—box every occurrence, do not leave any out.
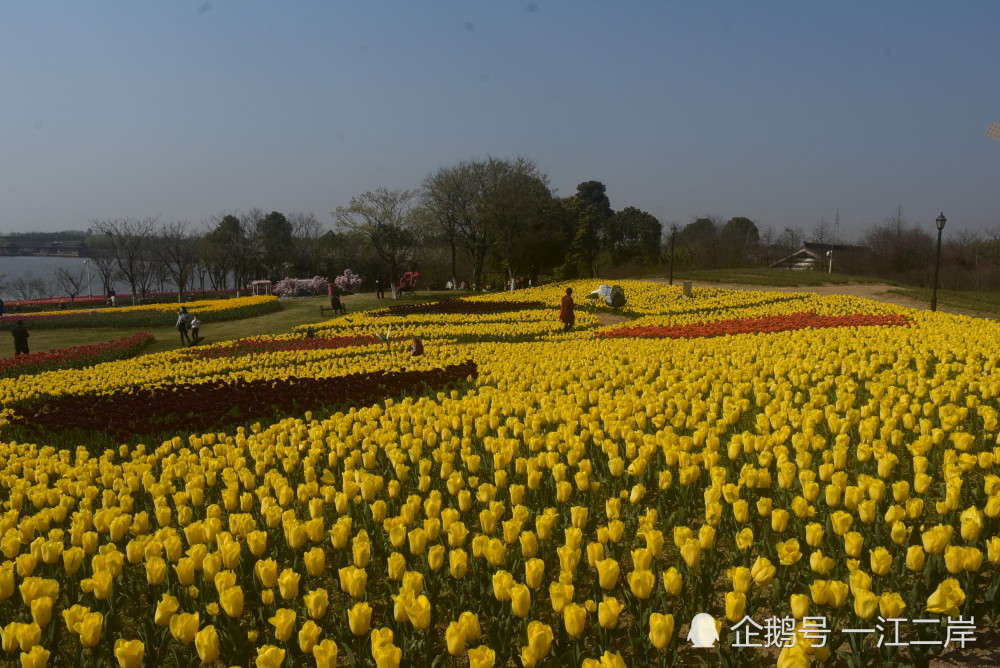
[687,613,720,648]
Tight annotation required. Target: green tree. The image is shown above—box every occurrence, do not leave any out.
[720,216,760,267]
[333,188,420,295]
[257,211,294,280]
[563,181,613,277]
[607,206,662,265]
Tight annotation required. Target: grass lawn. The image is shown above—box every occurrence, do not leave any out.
[10,290,477,356]
[668,267,884,286]
[888,287,1000,315]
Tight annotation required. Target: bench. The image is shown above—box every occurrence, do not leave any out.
[320,305,347,316]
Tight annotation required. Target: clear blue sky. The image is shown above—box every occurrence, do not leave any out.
[2,1,998,240]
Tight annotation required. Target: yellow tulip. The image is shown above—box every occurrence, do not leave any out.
[649,612,675,649]
[312,639,338,668]
[751,557,776,586]
[29,597,53,628]
[255,558,278,588]
[921,525,952,555]
[725,591,746,622]
[906,545,926,572]
[195,625,220,663]
[854,590,878,620]
[305,547,326,576]
[777,538,803,565]
[596,558,620,590]
[879,592,906,619]
[926,578,966,617]
[662,567,683,595]
[304,588,329,620]
[405,594,432,630]
[598,596,623,629]
[338,566,367,599]
[168,612,198,646]
[248,530,268,556]
[680,539,701,569]
[468,646,496,668]
[446,621,467,656]
[278,568,300,600]
[269,608,296,643]
[15,623,40,652]
[790,593,809,620]
[627,569,655,599]
[19,645,49,668]
[449,549,468,579]
[563,602,587,638]
[255,645,285,668]
[150,592,178,627]
[113,639,145,668]
[510,583,531,618]
[870,547,892,576]
[298,620,322,654]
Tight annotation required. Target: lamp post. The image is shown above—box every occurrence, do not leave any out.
[930,212,946,311]
[826,249,833,274]
[84,259,92,297]
[668,224,677,286]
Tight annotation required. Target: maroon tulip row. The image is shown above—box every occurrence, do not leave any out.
[598,312,910,340]
[9,361,477,444]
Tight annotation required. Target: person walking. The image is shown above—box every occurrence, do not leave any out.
[190,313,202,344]
[176,306,192,346]
[375,276,385,300]
[12,320,29,355]
[559,287,575,332]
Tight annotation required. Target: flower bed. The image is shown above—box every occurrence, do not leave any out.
[6,360,477,443]
[1,295,280,329]
[372,298,544,316]
[176,335,379,360]
[598,311,910,339]
[0,332,154,379]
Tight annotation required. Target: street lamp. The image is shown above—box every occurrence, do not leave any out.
[826,249,833,274]
[930,213,946,311]
[84,259,92,297]
[668,224,677,286]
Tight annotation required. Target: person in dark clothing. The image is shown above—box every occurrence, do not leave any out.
[0,298,5,317]
[176,307,192,346]
[559,287,575,332]
[375,277,385,299]
[330,293,347,315]
[12,320,29,355]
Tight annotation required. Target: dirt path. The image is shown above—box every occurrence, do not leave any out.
[644,279,998,321]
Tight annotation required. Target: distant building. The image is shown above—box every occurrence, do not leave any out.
[0,236,88,257]
[769,242,866,272]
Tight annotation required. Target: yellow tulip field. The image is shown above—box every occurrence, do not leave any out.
[1,280,998,667]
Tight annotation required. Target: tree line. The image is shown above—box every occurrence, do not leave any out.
[2,156,998,301]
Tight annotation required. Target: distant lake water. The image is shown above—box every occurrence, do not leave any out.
[0,256,163,299]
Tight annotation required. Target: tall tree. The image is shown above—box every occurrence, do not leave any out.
[720,217,760,267]
[333,188,420,295]
[53,267,86,302]
[206,212,261,293]
[564,181,613,277]
[90,217,159,303]
[606,207,662,265]
[678,217,722,269]
[289,212,325,276]
[153,220,199,299]
[480,161,558,288]
[257,211,294,280]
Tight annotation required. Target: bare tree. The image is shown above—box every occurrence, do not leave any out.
[91,217,160,303]
[153,220,200,300]
[6,276,52,301]
[54,267,86,302]
[810,218,836,245]
[289,212,325,276]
